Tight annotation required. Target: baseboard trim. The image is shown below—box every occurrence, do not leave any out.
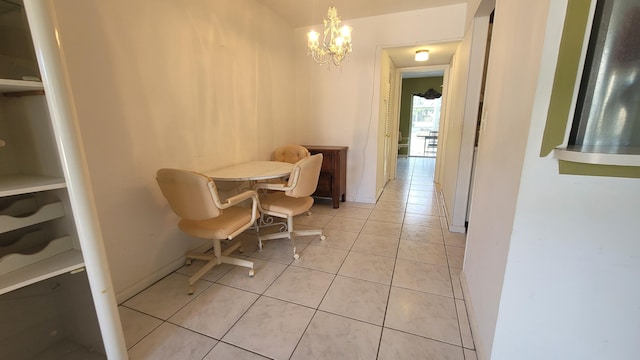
[115,242,211,303]
[354,196,377,204]
[441,196,466,234]
[449,224,467,233]
[460,269,487,360]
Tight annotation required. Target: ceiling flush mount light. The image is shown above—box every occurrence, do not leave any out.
[415,50,429,62]
[307,6,352,67]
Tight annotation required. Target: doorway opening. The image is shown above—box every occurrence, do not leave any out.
[409,95,441,157]
[396,74,444,159]
[389,63,451,187]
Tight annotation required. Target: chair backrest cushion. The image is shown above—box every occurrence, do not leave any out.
[286,153,323,198]
[273,144,310,164]
[156,168,222,221]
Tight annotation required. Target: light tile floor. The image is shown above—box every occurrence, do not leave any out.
[120,157,475,359]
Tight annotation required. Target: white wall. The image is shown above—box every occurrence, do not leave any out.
[52,0,296,300]
[293,4,466,203]
[440,17,488,232]
[464,0,640,359]
[462,0,544,354]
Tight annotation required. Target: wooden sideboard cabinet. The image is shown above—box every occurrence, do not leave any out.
[303,146,347,208]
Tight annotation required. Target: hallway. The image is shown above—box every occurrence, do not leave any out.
[119,157,475,359]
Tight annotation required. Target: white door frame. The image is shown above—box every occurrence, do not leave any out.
[389,65,451,180]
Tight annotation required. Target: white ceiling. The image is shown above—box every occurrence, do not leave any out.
[256,0,464,72]
[385,41,460,68]
[255,0,467,28]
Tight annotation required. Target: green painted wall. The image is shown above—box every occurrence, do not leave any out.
[540,0,591,157]
[398,76,443,155]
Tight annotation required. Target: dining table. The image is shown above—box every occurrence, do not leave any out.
[203,160,293,182]
[416,132,438,156]
[203,160,293,229]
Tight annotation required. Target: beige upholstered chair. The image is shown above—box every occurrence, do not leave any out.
[156,168,258,294]
[253,154,325,259]
[267,144,311,187]
[273,144,310,164]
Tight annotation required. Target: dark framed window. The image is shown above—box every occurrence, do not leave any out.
[569,0,640,152]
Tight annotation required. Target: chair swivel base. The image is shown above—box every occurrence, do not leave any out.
[258,230,326,260]
[184,240,254,294]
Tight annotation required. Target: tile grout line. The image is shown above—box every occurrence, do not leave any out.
[287,207,345,360]
[375,154,415,359]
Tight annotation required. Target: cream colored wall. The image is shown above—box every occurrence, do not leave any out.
[293,4,467,203]
[466,0,483,27]
[440,16,488,232]
[441,41,468,230]
[464,0,640,358]
[52,0,295,300]
[462,0,537,353]
[466,0,495,30]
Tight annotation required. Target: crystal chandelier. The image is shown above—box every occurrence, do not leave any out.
[307,6,352,67]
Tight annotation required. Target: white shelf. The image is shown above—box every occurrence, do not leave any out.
[0,228,48,256]
[554,146,640,167]
[0,247,84,295]
[0,201,65,234]
[0,196,38,216]
[0,235,73,275]
[0,174,66,197]
[0,79,43,93]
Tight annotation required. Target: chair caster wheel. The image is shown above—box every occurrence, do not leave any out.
[188,286,194,295]
[185,259,192,266]
[238,247,245,253]
[249,269,255,277]
[293,253,300,260]
[320,235,326,241]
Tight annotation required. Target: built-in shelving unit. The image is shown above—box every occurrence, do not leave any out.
[0,79,84,298]
[0,74,100,357]
[0,1,126,358]
[0,80,66,200]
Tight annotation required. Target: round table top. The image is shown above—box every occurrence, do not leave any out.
[203,161,293,181]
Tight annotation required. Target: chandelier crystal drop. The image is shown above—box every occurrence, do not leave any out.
[307,6,352,67]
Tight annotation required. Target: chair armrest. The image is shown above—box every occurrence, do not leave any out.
[222,189,259,208]
[253,167,300,192]
[205,182,260,239]
[221,189,261,239]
